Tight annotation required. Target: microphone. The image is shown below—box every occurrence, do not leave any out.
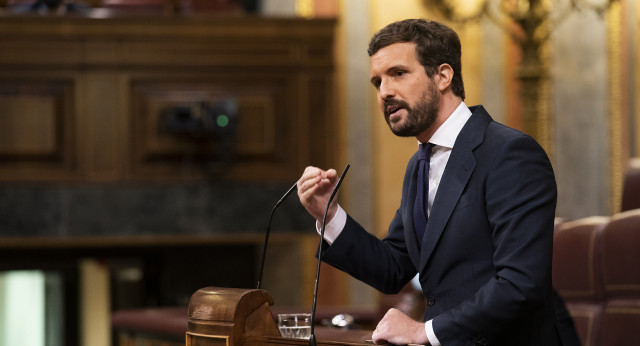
[309,164,350,346]
[257,181,298,290]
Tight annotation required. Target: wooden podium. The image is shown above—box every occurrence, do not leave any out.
[187,287,373,346]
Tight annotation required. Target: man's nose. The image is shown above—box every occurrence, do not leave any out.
[378,79,395,100]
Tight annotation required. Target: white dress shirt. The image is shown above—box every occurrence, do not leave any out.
[317,101,472,346]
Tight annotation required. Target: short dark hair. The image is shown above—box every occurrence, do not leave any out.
[368,19,465,100]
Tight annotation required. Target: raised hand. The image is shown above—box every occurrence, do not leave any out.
[296,166,339,222]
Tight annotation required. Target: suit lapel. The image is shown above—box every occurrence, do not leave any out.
[419,106,492,268]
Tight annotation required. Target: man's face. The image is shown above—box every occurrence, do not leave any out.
[369,42,439,137]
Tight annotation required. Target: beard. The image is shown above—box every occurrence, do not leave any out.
[384,80,439,137]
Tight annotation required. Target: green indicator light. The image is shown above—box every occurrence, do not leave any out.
[216,114,229,127]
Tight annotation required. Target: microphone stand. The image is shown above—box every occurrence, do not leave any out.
[309,164,350,346]
[257,181,298,290]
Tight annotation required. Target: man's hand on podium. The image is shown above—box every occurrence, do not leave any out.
[371,308,430,346]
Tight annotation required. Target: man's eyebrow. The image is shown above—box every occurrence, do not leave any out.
[385,64,408,72]
[370,64,409,85]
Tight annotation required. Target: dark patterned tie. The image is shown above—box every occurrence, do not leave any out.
[413,142,433,246]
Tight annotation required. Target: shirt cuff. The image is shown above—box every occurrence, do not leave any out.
[425,320,441,346]
[315,204,346,244]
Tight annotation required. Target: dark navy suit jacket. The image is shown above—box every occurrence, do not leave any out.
[321,105,566,345]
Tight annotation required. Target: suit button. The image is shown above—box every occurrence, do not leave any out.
[427,296,435,306]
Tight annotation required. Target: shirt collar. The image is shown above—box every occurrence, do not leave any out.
[426,101,472,149]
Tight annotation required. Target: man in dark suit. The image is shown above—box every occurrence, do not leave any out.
[297,19,577,345]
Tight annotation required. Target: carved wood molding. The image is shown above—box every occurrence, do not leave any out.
[0,16,336,182]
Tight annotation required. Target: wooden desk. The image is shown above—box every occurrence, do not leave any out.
[112,306,376,346]
[188,287,373,346]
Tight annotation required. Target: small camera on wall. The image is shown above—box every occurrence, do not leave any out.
[163,98,237,138]
[162,98,238,173]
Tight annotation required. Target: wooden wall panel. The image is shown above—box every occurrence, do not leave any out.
[0,40,82,66]
[128,77,295,181]
[307,73,337,169]
[122,41,295,67]
[0,80,77,180]
[0,94,56,154]
[0,17,336,182]
[83,73,122,181]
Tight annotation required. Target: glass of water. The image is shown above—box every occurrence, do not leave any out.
[278,313,312,339]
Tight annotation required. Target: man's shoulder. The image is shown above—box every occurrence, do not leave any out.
[463,105,546,158]
[466,105,534,142]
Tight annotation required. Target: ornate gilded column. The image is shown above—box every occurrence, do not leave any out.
[424,0,618,154]
[607,0,625,213]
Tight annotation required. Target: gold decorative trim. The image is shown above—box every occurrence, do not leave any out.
[538,29,553,158]
[636,0,640,157]
[296,0,314,19]
[608,0,624,214]
[533,0,553,158]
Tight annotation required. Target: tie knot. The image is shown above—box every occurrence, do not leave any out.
[418,142,434,161]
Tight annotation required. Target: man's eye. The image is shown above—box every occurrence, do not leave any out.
[395,71,405,77]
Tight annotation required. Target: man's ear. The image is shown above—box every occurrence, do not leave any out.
[435,63,454,92]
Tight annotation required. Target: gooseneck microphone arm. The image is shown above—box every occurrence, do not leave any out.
[257,181,298,290]
[309,164,350,346]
